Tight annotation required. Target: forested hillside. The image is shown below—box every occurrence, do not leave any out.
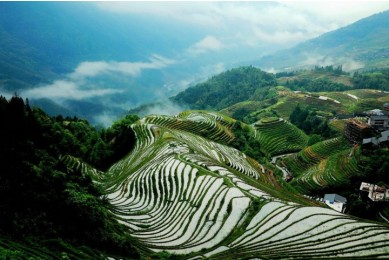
[0,96,140,258]
[171,66,389,124]
[171,66,277,110]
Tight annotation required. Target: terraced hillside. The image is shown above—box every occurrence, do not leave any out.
[254,118,309,156]
[282,137,365,194]
[68,111,389,258]
[143,111,236,145]
[224,88,389,124]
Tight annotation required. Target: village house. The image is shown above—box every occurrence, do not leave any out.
[368,115,389,130]
[384,103,389,115]
[365,109,385,116]
[360,182,389,202]
[362,130,389,148]
[344,119,371,143]
[324,194,347,213]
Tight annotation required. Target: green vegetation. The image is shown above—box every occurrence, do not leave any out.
[283,137,352,188]
[253,118,308,156]
[171,66,277,110]
[353,69,389,90]
[281,136,389,223]
[2,98,389,258]
[171,65,389,126]
[289,104,337,138]
[0,96,140,258]
[280,66,352,93]
[101,111,389,258]
[145,111,236,145]
[361,148,389,185]
[230,121,264,161]
[281,67,389,92]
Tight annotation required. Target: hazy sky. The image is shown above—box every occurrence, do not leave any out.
[97,1,389,52]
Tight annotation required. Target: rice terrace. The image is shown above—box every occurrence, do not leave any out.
[95,111,389,258]
[1,2,389,259]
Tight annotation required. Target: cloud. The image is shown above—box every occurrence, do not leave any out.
[342,59,364,72]
[71,54,175,79]
[97,1,389,51]
[22,54,176,103]
[300,53,365,72]
[144,101,185,117]
[93,112,121,127]
[284,2,389,26]
[70,61,109,79]
[188,36,225,55]
[301,54,335,67]
[264,67,277,74]
[213,62,225,74]
[0,89,13,100]
[96,2,222,26]
[22,80,123,101]
[133,99,188,118]
[20,53,178,126]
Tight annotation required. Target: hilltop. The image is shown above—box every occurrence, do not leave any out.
[171,66,389,123]
[171,66,277,111]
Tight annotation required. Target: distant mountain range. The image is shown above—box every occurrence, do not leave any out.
[0,2,199,91]
[0,2,205,123]
[1,3,389,124]
[256,10,389,71]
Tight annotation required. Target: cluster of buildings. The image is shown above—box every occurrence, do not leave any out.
[322,182,389,213]
[325,104,389,213]
[360,182,389,202]
[344,103,389,148]
[321,182,389,213]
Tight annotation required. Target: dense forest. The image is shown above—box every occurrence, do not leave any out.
[0,95,140,258]
[171,66,277,110]
[352,69,389,90]
[289,104,336,139]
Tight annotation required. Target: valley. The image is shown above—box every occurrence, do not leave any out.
[1,2,389,259]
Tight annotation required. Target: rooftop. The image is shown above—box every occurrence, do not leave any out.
[348,119,370,129]
[324,193,347,204]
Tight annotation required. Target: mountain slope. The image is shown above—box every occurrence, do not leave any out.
[0,2,204,124]
[171,66,277,110]
[0,2,198,91]
[89,111,389,258]
[256,10,389,71]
